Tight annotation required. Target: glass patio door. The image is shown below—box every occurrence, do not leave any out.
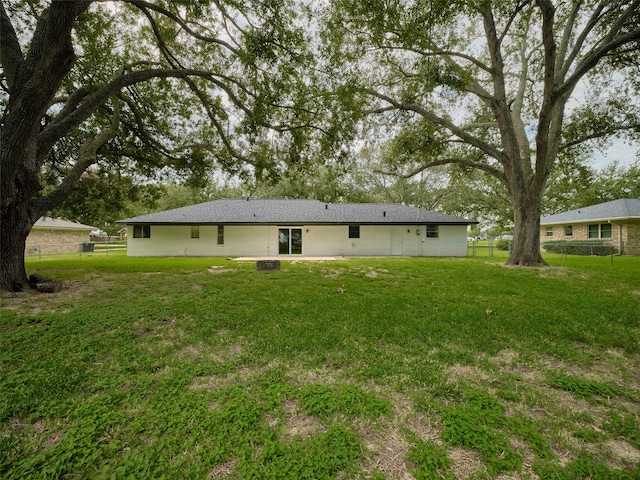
[278,228,302,255]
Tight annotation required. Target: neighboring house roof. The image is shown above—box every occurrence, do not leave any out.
[117,199,477,225]
[32,217,96,231]
[540,198,640,225]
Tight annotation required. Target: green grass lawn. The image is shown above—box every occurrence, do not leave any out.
[1,253,639,479]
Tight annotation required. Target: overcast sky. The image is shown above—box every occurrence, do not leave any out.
[592,142,638,170]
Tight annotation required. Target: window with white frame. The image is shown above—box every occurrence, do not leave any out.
[588,223,612,239]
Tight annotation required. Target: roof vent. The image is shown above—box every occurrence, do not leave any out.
[383,211,386,217]
[325,204,328,210]
[246,197,250,201]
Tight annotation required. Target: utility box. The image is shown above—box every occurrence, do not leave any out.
[81,243,95,252]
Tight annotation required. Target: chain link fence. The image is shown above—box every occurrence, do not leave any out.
[468,240,640,265]
[25,241,127,260]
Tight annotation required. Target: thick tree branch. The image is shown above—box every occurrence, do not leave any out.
[483,5,529,181]
[555,0,583,75]
[37,68,255,162]
[0,1,24,90]
[375,156,505,183]
[534,0,560,181]
[559,1,640,96]
[363,87,509,166]
[34,96,121,216]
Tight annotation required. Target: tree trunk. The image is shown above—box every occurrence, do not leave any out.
[0,3,90,293]
[0,202,33,291]
[506,193,548,266]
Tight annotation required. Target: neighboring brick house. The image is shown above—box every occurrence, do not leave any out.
[540,198,640,255]
[26,217,97,255]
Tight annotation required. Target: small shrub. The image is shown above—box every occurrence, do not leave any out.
[543,240,618,256]
[494,239,511,251]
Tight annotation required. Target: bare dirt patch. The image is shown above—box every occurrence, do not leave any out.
[490,349,519,366]
[1,278,92,314]
[322,268,345,279]
[278,400,324,440]
[358,422,413,480]
[606,439,640,464]
[446,364,490,383]
[208,267,236,274]
[449,447,488,479]
[177,341,243,364]
[209,459,236,478]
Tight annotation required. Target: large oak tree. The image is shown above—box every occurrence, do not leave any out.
[0,0,343,291]
[322,0,640,265]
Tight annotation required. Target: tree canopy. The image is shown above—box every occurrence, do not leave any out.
[320,0,640,265]
[0,0,350,290]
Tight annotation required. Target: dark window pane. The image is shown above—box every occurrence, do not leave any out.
[279,228,290,254]
[133,225,150,238]
[291,229,302,254]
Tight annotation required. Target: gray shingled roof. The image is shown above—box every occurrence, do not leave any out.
[540,198,640,225]
[117,199,476,225]
[33,217,97,230]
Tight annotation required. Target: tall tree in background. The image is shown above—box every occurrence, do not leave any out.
[323,0,640,265]
[0,0,344,291]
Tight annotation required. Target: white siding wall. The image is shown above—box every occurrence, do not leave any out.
[304,225,468,256]
[126,224,468,257]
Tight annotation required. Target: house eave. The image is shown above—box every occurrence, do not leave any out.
[118,220,475,226]
[540,216,640,226]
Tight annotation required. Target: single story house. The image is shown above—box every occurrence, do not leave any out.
[26,217,97,255]
[117,199,477,258]
[539,198,640,255]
